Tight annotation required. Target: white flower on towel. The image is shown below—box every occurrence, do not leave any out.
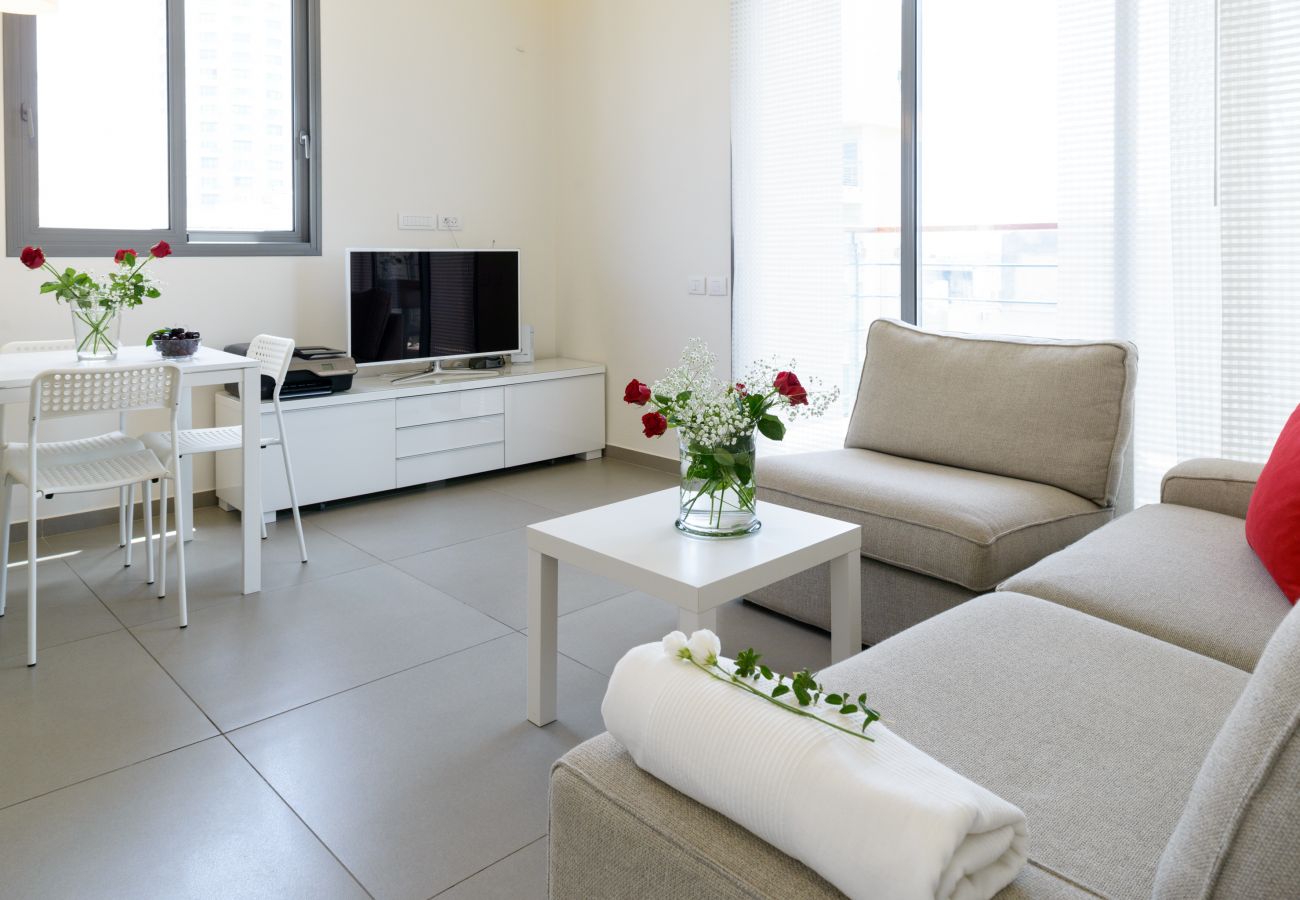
[662,631,691,659]
[687,629,721,665]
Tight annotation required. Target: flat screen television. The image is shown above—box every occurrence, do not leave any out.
[346,249,521,367]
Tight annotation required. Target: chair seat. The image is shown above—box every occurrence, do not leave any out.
[757,448,1111,590]
[3,443,167,495]
[141,426,265,461]
[1000,503,1291,671]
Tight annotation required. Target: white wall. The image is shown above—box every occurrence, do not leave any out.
[1,0,560,521]
[554,0,732,460]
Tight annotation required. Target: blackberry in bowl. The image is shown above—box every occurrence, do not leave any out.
[147,327,201,359]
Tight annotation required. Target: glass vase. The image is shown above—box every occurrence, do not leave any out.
[69,304,121,360]
[676,431,760,538]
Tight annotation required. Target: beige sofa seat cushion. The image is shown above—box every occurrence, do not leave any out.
[757,448,1111,591]
[822,593,1247,900]
[845,319,1136,506]
[1000,504,1290,671]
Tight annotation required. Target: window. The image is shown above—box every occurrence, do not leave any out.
[732,0,1300,503]
[3,0,320,256]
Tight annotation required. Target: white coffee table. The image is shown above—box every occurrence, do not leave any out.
[526,488,862,725]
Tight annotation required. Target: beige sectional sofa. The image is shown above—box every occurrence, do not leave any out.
[549,461,1298,898]
[749,320,1138,645]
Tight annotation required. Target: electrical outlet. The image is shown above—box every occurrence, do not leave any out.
[439,215,463,231]
[398,213,437,230]
[687,275,707,295]
[707,276,729,296]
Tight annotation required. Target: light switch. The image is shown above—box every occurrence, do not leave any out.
[687,275,707,295]
[707,276,729,296]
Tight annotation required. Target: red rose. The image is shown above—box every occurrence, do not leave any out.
[114,248,137,264]
[774,370,808,406]
[623,378,651,406]
[641,411,668,438]
[19,246,45,269]
[149,240,172,259]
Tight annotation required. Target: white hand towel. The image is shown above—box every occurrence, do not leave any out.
[602,643,1029,900]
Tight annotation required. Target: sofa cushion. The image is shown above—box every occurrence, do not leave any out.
[1154,603,1300,899]
[758,448,1111,591]
[1161,457,1263,519]
[1000,504,1291,671]
[844,319,1136,506]
[1245,402,1300,603]
[822,592,1247,900]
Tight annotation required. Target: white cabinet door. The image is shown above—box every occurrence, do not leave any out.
[216,396,397,512]
[503,374,605,467]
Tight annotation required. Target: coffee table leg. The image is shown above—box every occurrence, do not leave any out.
[829,550,862,663]
[527,549,559,726]
[677,607,717,634]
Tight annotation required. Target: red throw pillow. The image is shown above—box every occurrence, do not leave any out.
[1246,404,1300,604]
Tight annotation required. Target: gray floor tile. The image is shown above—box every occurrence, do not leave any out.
[481,458,675,515]
[132,564,512,731]
[391,528,628,630]
[0,630,217,810]
[435,837,547,900]
[229,634,607,900]
[46,506,381,627]
[0,737,368,900]
[0,555,122,661]
[310,481,557,560]
[549,592,831,678]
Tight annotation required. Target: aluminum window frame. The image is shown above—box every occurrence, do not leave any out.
[2,0,321,258]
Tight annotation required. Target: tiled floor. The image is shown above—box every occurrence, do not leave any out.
[0,457,831,900]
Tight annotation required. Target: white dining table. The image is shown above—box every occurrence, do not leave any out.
[0,345,263,595]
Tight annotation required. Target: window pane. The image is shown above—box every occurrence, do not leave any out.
[185,0,295,232]
[732,0,902,454]
[919,0,1058,336]
[36,0,170,230]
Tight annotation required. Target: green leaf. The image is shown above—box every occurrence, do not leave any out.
[824,693,843,706]
[145,287,161,298]
[771,684,790,698]
[653,394,672,406]
[675,390,692,403]
[713,448,735,467]
[39,282,60,294]
[757,415,786,442]
[839,704,858,714]
[758,665,773,680]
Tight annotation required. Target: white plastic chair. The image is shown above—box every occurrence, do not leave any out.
[0,363,188,666]
[0,339,143,566]
[138,334,307,580]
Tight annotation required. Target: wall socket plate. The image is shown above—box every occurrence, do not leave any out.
[707,276,729,296]
[398,213,437,230]
[687,275,707,295]
[439,215,463,231]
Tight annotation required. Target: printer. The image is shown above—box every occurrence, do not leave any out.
[223,344,357,400]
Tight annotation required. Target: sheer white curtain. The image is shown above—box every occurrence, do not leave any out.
[732,0,1300,502]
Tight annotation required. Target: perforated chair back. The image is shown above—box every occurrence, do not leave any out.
[30,363,182,424]
[1,339,75,354]
[246,334,296,400]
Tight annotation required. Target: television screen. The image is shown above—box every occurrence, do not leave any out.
[347,249,520,365]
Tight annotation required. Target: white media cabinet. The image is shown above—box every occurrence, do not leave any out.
[213,358,605,516]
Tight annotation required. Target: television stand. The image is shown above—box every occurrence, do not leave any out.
[389,359,503,385]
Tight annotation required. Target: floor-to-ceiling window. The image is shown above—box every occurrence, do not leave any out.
[732,0,1300,502]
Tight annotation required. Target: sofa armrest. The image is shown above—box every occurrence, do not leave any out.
[1161,458,1264,519]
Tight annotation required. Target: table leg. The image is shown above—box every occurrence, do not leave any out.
[179,388,195,542]
[527,550,559,726]
[240,367,262,595]
[829,551,862,663]
[677,607,717,634]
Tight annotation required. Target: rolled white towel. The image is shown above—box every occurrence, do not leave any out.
[602,642,1029,900]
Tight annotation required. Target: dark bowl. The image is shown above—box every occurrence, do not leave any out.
[154,337,201,359]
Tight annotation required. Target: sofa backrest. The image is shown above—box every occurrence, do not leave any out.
[1153,602,1300,898]
[844,319,1137,506]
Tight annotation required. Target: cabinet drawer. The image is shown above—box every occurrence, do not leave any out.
[395,415,504,458]
[396,387,504,427]
[395,443,504,487]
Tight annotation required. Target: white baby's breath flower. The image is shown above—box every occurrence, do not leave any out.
[687,629,721,664]
[662,631,690,659]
